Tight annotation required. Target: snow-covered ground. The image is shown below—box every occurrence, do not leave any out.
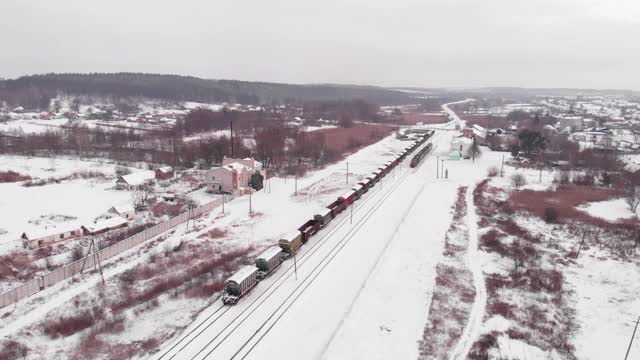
[577,198,638,222]
[0,156,142,252]
[154,100,510,360]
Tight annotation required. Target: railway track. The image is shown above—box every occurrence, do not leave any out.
[188,142,434,360]
[156,139,434,360]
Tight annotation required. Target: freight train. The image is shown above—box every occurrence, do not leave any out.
[221,130,434,305]
[409,143,433,168]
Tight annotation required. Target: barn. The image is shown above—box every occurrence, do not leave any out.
[155,166,175,180]
[21,225,83,249]
[115,171,155,190]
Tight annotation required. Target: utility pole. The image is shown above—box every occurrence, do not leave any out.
[293,252,298,280]
[346,162,349,184]
[441,159,445,178]
[500,154,505,177]
[350,203,353,224]
[295,174,298,195]
[221,194,225,214]
[249,191,253,215]
[80,236,104,284]
[437,155,439,179]
[625,315,640,360]
[230,120,234,158]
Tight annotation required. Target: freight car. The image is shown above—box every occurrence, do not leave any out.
[278,230,303,255]
[298,219,321,242]
[410,143,433,168]
[221,130,439,306]
[255,246,283,280]
[351,183,365,199]
[222,266,259,305]
[314,208,334,227]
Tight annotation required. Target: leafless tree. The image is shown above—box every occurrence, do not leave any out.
[624,181,640,213]
[510,173,526,190]
[132,185,154,211]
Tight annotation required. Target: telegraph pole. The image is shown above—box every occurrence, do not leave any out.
[350,203,353,224]
[221,194,225,214]
[625,316,640,360]
[437,156,439,179]
[249,191,253,215]
[500,154,505,177]
[293,252,298,280]
[346,162,349,184]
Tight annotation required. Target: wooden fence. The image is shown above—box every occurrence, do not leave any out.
[0,196,226,309]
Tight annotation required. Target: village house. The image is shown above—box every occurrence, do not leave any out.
[81,216,128,236]
[21,225,83,249]
[207,157,265,194]
[108,204,136,220]
[155,166,174,180]
[115,170,155,190]
[450,136,473,158]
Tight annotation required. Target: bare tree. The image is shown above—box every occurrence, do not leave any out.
[624,181,640,213]
[132,185,154,211]
[510,173,526,190]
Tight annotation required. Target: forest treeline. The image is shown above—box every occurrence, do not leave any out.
[0,73,412,110]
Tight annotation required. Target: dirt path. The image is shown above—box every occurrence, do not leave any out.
[451,184,487,359]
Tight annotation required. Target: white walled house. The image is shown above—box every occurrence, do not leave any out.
[207,157,265,194]
[21,225,83,249]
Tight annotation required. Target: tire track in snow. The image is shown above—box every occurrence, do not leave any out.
[316,177,431,360]
[451,183,487,359]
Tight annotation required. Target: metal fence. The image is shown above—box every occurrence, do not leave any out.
[0,196,227,309]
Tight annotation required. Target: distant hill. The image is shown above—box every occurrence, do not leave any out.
[0,73,413,110]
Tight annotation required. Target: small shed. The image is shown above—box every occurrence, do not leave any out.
[520,159,531,168]
[116,171,155,190]
[109,204,136,220]
[155,166,175,180]
[82,216,128,236]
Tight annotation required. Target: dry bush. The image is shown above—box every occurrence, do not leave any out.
[44,308,103,338]
[202,228,227,238]
[544,207,558,223]
[468,331,500,359]
[150,202,184,218]
[510,173,526,189]
[0,171,31,183]
[0,252,41,281]
[487,166,500,177]
[488,301,515,319]
[0,340,29,360]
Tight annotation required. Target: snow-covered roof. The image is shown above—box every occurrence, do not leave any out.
[281,230,301,242]
[223,162,248,172]
[82,216,127,234]
[256,246,282,262]
[21,223,82,240]
[111,204,135,214]
[226,265,258,284]
[452,137,473,145]
[157,166,173,173]
[339,190,356,200]
[351,184,364,191]
[118,171,155,186]
[317,208,333,217]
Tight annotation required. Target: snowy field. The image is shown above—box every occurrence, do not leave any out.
[577,198,638,222]
[0,156,142,252]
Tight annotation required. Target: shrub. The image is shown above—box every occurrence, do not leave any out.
[70,246,84,262]
[0,340,29,359]
[544,207,558,223]
[487,166,500,177]
[0,171,32,183]
[44,309,102,338]
[510,173,526,189]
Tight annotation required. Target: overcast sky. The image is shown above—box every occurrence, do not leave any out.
[1,0,638,89]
